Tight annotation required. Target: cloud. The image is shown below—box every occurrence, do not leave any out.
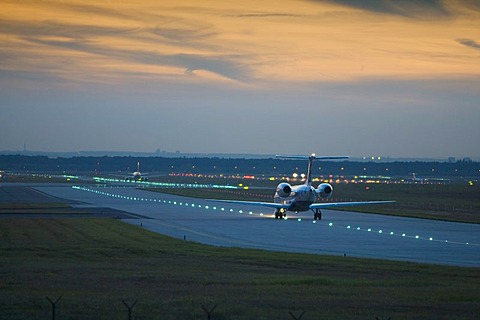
[229,13,305,18]
[0,19,137,40]
[23,35,251,82]
[2,18,251,82]
[322,0,451,18]
[35,0,136,21]
[457,39,480,50]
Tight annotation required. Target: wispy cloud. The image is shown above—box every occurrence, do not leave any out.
[457,38,480,50]
[322,0,451,18]
[1,14,251,82]
[229,13,304,18]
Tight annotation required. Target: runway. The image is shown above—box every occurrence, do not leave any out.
[29,184,480,267]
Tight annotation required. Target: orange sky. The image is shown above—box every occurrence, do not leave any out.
[2,0,480,86]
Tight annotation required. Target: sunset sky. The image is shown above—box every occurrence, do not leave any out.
[1,0,479,158]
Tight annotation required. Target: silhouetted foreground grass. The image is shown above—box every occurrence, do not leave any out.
[1,218,479,319]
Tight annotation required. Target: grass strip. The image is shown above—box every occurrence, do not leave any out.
[1,218,479,319]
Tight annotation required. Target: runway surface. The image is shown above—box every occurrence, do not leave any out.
[28,184,480,267]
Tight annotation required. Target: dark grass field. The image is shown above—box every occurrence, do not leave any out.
[1,218,479,319]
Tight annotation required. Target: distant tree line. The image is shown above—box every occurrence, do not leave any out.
[0,155,478,178]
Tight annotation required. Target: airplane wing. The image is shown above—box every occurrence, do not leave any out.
[207,199,395,210]
[206,199,291,210]
[309,201,395,209]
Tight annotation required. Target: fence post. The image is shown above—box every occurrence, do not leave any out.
[201,304,217,320]
[46,296,62,320]
[122,299,138,320]
[289,310,305,320]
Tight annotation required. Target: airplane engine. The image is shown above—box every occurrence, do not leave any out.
[276,182,292,198]
[317,183,333,198]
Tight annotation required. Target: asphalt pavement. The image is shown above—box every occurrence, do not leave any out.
[27,184,480,267]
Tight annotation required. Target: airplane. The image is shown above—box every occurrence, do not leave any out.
[125,162,148,181]
[409,172,425,183]
[207,154,395,220]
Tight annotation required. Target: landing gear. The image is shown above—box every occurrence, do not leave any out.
[275,208,286,219]
[313,209,322,220]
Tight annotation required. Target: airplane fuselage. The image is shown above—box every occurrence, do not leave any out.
[274,184,317,212]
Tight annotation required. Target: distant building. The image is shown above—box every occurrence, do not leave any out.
[448,157,456,163]
[462,157,473,163]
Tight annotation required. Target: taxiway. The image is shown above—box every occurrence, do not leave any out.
[24,184,480,267]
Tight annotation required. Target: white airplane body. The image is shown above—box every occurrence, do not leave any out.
[125,162,148,181]
[208,154,395,220]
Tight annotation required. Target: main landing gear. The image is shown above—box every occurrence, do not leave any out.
[274,208,286,219]
[313,209,322,220]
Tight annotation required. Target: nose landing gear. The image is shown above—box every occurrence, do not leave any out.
[313,209,322,220]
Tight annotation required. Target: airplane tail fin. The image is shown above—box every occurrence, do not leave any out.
[275,154,348,186]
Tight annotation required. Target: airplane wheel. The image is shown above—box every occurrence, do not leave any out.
[275,211,284,219]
